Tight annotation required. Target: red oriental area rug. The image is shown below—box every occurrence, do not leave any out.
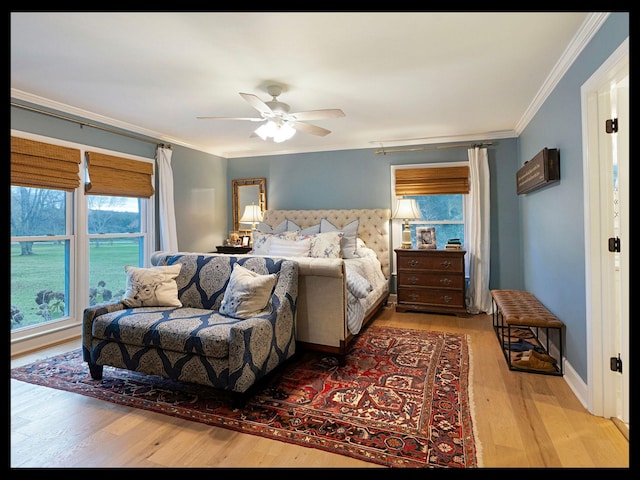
[11,326,480,468]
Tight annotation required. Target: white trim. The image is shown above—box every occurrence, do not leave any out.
[515,12,609,133]
[11,90,191,150]
[562,359,589,411]
[580,37,628,417]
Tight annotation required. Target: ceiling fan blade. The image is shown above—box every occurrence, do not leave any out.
[288,109,345,121]
[240,92,273,117]
[290,121,332,137]
[196,116,264,121]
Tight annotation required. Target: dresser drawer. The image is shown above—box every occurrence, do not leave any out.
[397,253,464,272]
[397,271,464,290]
[397,288,465,308]
[394,248,467,315]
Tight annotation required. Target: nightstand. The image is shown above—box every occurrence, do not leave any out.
[214,245,252,254]
[395,248,467,315]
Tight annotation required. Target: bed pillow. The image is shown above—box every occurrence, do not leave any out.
[268,237,312,257]
[286,220,321,236]
[256,220,288,234]
[297,231,344,258]
[122,264,182,307]
[320,218,359,259]
[252,230,298,254]
[219,264,277,319]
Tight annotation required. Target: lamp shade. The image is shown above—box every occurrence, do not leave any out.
[239,204,263,227]
[393,198,421,249]
[392,198,421,220]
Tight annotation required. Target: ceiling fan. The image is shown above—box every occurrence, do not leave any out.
[197,85,345,142]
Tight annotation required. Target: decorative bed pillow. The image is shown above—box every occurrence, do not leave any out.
[122,264,182,307]
[256,220,288,234]
[286,220,321,236]
[252,230,298,254]
[219,263,278,319]
[297,231,343,258]
[268,237,312,257]
[320,218,359,258]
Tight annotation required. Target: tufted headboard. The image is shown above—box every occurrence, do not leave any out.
[262,208,391,279]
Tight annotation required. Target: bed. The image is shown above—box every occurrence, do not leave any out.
[257,208,391,363]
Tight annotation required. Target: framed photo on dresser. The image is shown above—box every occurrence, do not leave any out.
[417,227,437,249]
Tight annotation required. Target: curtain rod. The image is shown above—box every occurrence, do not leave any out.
[11,101,172,149]
[374,142,493,155]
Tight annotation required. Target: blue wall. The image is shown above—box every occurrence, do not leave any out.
[228,138,522,291]
[517,12,628,382]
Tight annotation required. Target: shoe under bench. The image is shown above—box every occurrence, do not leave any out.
[491,289,564,376]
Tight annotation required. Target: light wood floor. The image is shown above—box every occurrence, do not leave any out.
[11,305,629,468]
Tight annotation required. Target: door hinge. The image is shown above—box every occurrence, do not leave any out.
[610,354,622,373]
[608,236,621,253]
[605,118,618,134]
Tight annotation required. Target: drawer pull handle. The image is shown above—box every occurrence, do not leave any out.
[408,293,420,301]
[409,259,420,267]
[440,261,452,268]
[441,295,452,303]
[439,277,452,286]
[409,276,419,284]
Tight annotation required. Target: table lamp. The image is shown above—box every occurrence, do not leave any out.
[392,198,421,249]
[239,204,263,245]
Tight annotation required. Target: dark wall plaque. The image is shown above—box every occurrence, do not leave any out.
[516,148,560,195]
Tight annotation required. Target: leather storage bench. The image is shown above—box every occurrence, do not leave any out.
[491,289,564,376]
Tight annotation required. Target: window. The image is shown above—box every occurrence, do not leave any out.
[10,186,72,329]
[10,133,155,353]
[87,195,147,306]
[409,194,465,249]
[391,162,468,268]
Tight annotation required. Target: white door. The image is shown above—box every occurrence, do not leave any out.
[582,38,629,428]
[610,61,629,428]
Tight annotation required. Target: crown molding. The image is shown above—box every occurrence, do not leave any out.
[515,12,610,134]
[11,89,203,152]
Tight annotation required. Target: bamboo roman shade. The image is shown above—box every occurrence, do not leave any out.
[85,151,155,198]
[395,166,470,195]
[11,136,81,191]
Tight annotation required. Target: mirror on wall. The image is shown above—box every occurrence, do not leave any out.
[232,178,267,233]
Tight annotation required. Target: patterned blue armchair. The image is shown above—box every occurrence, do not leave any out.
[82,253,298,395]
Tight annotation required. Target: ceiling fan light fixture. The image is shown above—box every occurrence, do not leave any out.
[273,122,296,143]
[254,121,277,140]
[199,86,343,141]
[254,120,296,143]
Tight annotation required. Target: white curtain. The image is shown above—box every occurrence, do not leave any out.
[465,147,493,314]
[156,146,179,251]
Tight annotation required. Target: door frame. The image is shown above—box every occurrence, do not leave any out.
[580,37,628,420]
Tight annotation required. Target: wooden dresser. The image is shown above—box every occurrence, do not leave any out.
[395,248,467,315]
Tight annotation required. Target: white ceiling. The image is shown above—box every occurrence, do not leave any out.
[11,11,598,159]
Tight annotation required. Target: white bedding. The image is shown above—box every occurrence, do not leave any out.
[344,247,388,335]
[244,244,387,336]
